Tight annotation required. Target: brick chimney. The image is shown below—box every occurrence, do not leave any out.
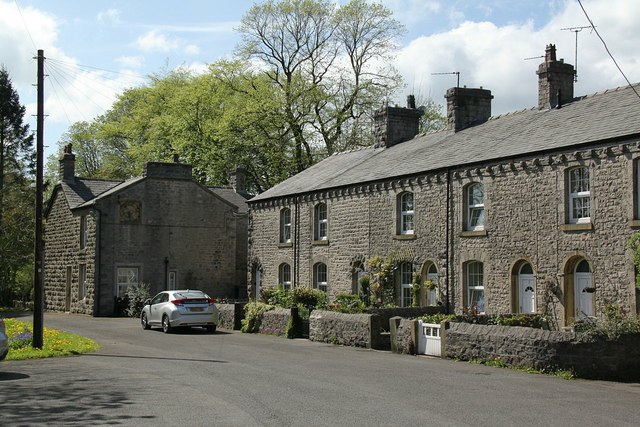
[445,87,493,132]
[373,95,423,148]
[59,143,75,182]
[537,44,575,109]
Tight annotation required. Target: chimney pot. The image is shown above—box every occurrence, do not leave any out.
[407,95,416,109]
[59,144,75,182]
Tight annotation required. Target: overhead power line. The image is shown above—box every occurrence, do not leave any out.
[576,0,640,100]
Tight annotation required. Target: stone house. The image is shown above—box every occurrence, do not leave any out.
[248,44,640,327]
[44,148,249,316]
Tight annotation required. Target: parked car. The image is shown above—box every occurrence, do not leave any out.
[140,290,220,334]
[0,318,9,361]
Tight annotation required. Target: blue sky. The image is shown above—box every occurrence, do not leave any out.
[1,0,639,159]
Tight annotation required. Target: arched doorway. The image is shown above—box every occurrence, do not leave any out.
[518,263,536,314]
[426,263,439,305]
[419,262,440,306]
[250,261,263,301]
[574,259,594,318]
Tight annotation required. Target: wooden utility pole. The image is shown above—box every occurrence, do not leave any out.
[33,49,44,349]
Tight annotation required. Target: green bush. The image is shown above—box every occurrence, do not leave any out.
[573,305,640,342]
[261,286,292,307]
[329,293,365,313]
[291,287,327,309]
[454,311,549,329]
[241,301,274,333]
[419,313,455,324]
[488,314,549,329]
[125,283,151,318]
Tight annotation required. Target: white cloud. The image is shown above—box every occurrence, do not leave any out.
[135,30,180,53]
[381,0,440,25]
[97,8,121,24]
[394,0,640,115]
[0,0,144,154]
[185,44,200,55]
[116,56,144,69]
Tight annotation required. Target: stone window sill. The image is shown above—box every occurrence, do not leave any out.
[312,239,329,246]
[277,242,293,248]
[628,220,640,229]
[459,230,487,238]
[561,222,593,232]
[394,233,416,240]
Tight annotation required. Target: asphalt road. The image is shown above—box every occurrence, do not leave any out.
[1,312,639,426]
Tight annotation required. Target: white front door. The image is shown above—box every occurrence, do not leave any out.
[427,272,439,305]
[518,275,536,314]
[519,274,536,314]
[254,269,261,300]
[574,272,594,318]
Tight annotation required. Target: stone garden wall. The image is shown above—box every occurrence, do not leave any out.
[444,322,640,381]
[217,303,245,330]
[309,310,376,348]
[257,307,291,336]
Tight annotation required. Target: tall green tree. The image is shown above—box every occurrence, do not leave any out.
[0,66,35,305]
[238,0,405,172]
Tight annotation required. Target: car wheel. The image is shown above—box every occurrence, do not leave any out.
[206,325,216,334]
[162,315,172,334]
[141,312,151,330]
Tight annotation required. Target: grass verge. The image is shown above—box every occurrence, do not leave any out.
[3,318,99,361]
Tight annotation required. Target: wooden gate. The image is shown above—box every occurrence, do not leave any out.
[417,320,441,357]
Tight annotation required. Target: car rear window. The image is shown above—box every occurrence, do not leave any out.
[173,291,209,301]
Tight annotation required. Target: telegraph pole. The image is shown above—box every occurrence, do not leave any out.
[33,49,44,349]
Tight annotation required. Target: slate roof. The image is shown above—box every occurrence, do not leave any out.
[56,176,249,213]
[209,187,250,213]
[59,178,123,210]
[251,83,640,203]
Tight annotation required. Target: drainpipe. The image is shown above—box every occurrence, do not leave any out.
[445,169,452,314]
[294,198,300,287]
[94,206,102,316]
[164,257,169,290]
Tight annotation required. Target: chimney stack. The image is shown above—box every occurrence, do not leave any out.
[445,87,493,132]
[373,96,422,148]
[228,167,249,196]
[537,44,575,109]
[59,143,75,182]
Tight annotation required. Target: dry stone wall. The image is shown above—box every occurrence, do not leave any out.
[444,322,640,381]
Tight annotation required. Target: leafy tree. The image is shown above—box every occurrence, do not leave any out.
[417,99,447,133]
[0,66,35,306]
[238,0,405,171]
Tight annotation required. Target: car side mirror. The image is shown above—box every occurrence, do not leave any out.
[144,298,151,306]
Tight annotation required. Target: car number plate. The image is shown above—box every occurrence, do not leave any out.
[190,307,204,312]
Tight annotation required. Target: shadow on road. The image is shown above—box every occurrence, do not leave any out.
[0,371,30,381]
[0,376,156,425]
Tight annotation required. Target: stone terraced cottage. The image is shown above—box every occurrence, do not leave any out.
[44,148,249,316]
[248,44,640,328]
